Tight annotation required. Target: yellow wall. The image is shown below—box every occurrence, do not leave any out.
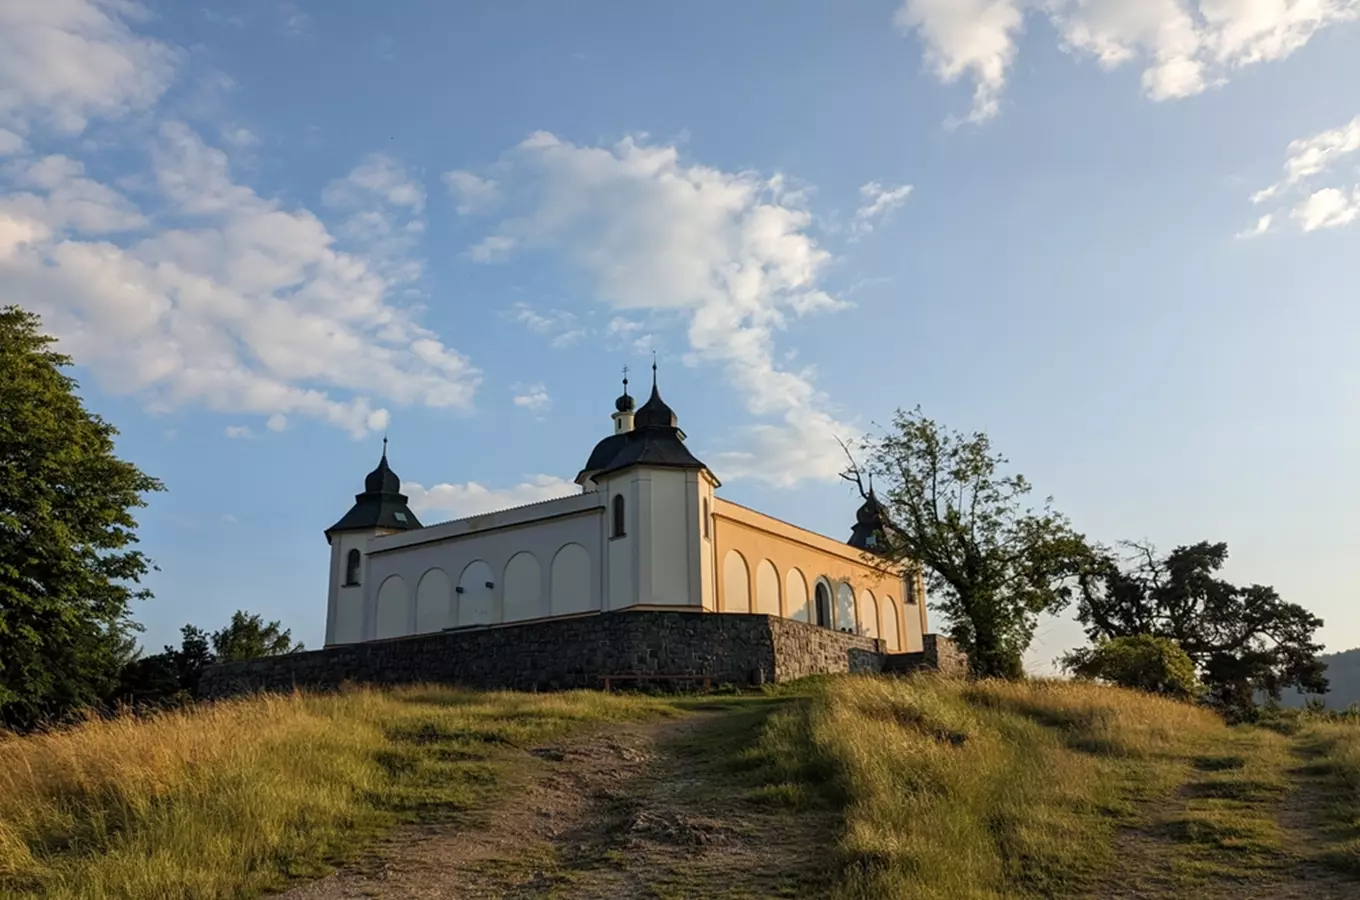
[711,498,927,652]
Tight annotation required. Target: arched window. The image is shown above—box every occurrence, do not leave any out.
[814,582,831,628]
[345,548,361,586]
[612,494,626,538]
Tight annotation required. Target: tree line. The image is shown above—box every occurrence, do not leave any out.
[1,306,300,733]
[843,407,1328,720]
[0,304,1331,731]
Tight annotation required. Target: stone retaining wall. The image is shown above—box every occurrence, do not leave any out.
[198,610,888,699]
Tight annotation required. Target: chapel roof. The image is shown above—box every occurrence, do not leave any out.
[592,363,707,479]
[847,489,888,554]
[326,441,423,539]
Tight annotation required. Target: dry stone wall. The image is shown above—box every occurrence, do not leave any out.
[199,611,893,699]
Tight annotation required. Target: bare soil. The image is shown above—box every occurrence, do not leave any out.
[277,709,833,900]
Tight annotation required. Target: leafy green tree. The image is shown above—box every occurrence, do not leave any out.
[0,306,163,732]
[1061,635,1201,700]
[1073,541,1327,719]
[842,408,1094,678]
[211,610,303,663]
[116,625,218,706]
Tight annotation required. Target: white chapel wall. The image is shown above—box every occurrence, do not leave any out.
[359,500,603,642]
[328,530,371,645]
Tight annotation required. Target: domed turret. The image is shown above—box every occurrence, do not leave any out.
[632,361,677,430]
[326,438,422,538]
[848,484,888,554]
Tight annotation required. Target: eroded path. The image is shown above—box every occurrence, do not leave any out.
[279,701,834,900]
[1081,729,1360,900]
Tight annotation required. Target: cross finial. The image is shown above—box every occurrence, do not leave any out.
[622,364,629,391]
[651,350,658,387]
[382,433,388,459]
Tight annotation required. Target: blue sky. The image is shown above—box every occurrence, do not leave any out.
[3,1,1358,669]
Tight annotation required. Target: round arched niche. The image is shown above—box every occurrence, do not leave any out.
[375,574,410,639]
[882,597,900,651]
[786,568,810,623]
[723,550,751,613]
[415,568,451,633]
[859,589,879,639]
[835,583,855,633]
[754,559,780,616]
[502,552,543,622]
[457,560,494,626]
[551,543,593,615]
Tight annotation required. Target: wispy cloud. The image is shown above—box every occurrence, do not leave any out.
[512,382,551,413]
[1246,115,1360,235]
[403,474,579,519]
[852,181,913,236]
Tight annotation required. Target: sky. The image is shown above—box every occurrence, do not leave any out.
[2,1,1358,670]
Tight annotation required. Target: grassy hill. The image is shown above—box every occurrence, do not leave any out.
[2,677,1359,899]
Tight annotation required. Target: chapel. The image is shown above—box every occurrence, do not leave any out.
[323,366,928,651]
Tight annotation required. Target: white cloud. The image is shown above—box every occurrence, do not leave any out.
[225,425,252,438]
[508,302,587,347]
[1292,187,1360,231]
[458,132,856,486]
[403,474,579,519]
[895,0,1360,123]
[322,154,427,284]
[1247,115,1360,234]
[469,233,517,262]
[220,126,259,150]
[852,181,914,235]
[442,169,501,214]
[512,382,551,412]
[0,0,181,136]
[266,413,288,431]
[2,123,480,437]
[1235,213,1273,239]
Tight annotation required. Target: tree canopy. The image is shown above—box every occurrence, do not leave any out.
[1073,541,1327,718]
[843,407,1093,678]
[1061,634,1201,701]
[211,610,303,663]
[0,306,164,732]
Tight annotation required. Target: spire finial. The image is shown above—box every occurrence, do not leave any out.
[651,350,658,388]
[622,364,629,393]
[868,473,874,494]
[382,433,388,460]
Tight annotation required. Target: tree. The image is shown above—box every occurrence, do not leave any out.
[842,408,1094,678]
[116,625,217,706]
[211,610,303,663]
[1061,635,1201,701]
[0,306,163,732]
[1073,541,1327,719]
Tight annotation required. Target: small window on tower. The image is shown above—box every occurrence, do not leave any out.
[394,511,408,523]
[345,548,361,586]
[612,494,626,538]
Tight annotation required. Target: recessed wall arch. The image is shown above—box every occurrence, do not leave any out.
[551,542,593,615]
[786,568,810,623]
[836,582,855,633]
[457,559,494,626]
[754,559,780,616]
[859,588,879,639]
[722,549,751,613]
[414,567,451,633]
[502,551,542,622]
[375,574,410,640]
[882,596,900,651]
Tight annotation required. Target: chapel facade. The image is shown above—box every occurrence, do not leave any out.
[323,367,929,652]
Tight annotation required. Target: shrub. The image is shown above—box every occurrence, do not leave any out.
[1061,635,1201,701]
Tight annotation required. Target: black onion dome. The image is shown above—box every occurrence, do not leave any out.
[848,491,887,553]
[615,391,635,413]
[364,452,402,494]
[633,383,677,430]
[326,445,422,538]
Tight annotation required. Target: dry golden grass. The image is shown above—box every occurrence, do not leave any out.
[0,685,675,899]
[1296,717,1360,873]
[766,675,1229,900]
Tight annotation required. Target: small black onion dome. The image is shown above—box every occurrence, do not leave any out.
[856,492,883,525]
[634,383,677,429]
[364,451,402,494]
[615,390,635,413]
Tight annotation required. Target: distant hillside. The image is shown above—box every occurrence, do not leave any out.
[1283,647,1360,708]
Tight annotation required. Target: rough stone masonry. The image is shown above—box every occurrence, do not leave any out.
[198,610,965,699]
